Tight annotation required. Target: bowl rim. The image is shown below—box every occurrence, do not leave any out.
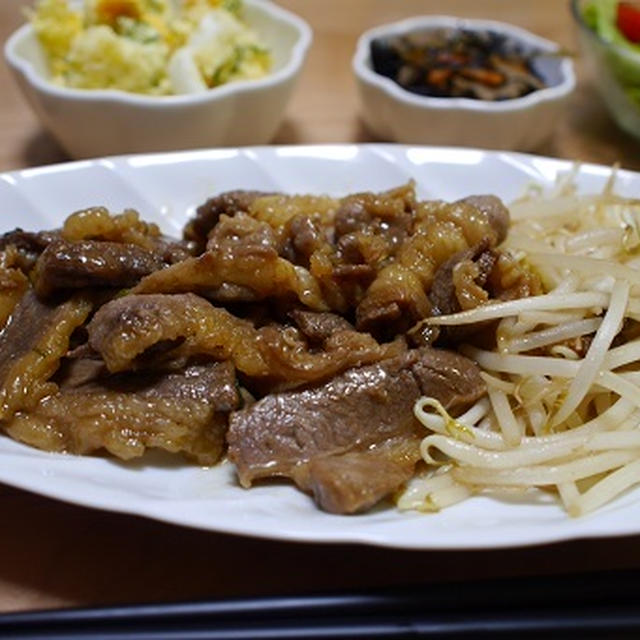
[4,0,313,107]
[352,14,576,112]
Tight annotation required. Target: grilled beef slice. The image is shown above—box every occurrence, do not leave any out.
[457,194,510,245]
[86,293,403,393]
[290,437,422,514]
[0,229,59,272]
[289,310,354,344]
[0,261,29,330]
[136,213,328,311]
[0,290,93,420]
[183,190,273,253]
[6,361,240,464]
[227,347,485,513]
[33,239,167,297]
[86,293,265,375]
[429,241,496,317]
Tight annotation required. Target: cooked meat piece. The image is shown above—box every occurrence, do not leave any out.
[335,232,372,265]
[284,215,327,266]
[452,249,497,311]
[429,241,496,317]
[355,264,432,337]
[356,216,467,336]
[289,309,353,343]
[86,293,267,376]
[147,235,194,264]
[410,348,485,407]
[58,207,194,263]
[0,290,93,420]
[184,190,272,253]
[205,210,279,254]
[32,240,167,297]
[333,198,373,237]
[0,214,191,302]
[306,246,368,314]
[62,207,181,253]
[145,360,239,411]
[413,198,502,249]
[0,256,29,329]
[273,184,413,315]
[332,185,415,276]
[248,193,339,233]
[227,347,485,494]
[135,214,328,310]
[87,292,404,393]
[331,263,377,285]
[458,195,510,245]
[334,191,412,255]
[56,357,107,389]
[488,251,543,301]
[355,194,511,338]
[0,229,59,272]
[0,229,55,253]
[429,242,497,347]
[406,320,440,348]
[5,362,240,464]
[69,359,240,410]
[291,437,421,514]
[256,325,406,392]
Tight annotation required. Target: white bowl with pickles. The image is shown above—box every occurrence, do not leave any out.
[353,15,575,151]
[5,0,312,158]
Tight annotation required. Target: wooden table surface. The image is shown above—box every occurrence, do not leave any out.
[2,0,640,615]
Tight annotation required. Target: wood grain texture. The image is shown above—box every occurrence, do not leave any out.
[1,0,640,613]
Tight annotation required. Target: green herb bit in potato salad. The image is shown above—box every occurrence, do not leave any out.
[30,0,271,95]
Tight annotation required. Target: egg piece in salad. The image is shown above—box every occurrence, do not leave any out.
[168,7,270,93]
[29,0,271,96]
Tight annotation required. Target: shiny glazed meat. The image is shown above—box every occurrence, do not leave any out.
[0,184,532,514]
[184,190,274,253]
[7,362,239,464]
[292,437,423,514]
[227,347,486,512]
[0,290,93,420]
[136,184,514,338]
[86,292,266,375]
[33,239,167,297]
[86,293,403,391]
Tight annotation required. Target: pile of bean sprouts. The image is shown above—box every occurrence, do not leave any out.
[400,167,640,517]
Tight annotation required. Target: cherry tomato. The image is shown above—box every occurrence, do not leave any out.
[617,2,640,43]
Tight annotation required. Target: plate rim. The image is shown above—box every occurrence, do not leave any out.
[1,143,638,550]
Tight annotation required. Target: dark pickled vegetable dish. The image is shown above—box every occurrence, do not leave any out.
[0,184,539,514]
[370,29,547,100]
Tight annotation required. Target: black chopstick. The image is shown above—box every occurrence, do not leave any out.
[2,569,640,638]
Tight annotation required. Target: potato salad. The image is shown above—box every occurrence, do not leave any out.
[30,0,271,95]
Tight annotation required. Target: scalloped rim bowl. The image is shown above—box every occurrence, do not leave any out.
[352,15,576,150]
[4,0,312,158]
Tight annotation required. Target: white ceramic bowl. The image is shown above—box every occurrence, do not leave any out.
[353,16,576,151]
[4,0,312,159]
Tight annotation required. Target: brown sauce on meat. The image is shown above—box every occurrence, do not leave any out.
[0,184,537,513]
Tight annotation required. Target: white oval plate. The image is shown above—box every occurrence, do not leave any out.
[2,144,639,549]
